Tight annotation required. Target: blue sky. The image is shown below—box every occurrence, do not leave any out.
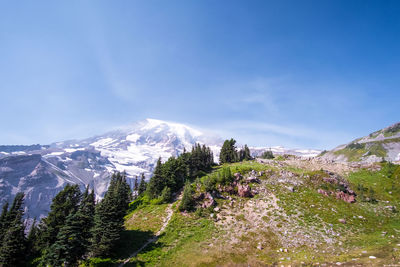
[0,0,399,149]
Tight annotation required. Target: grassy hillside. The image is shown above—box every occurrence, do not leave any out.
[321,122,400,162]
[86,160,400,266]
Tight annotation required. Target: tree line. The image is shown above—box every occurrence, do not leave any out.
[219,138,252,164]
[145,143,214,202]
[0,172,131,266]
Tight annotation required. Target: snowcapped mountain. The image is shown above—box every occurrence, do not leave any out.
[0,118,322,221]
[51,118,222,179]
[0,119,222,221]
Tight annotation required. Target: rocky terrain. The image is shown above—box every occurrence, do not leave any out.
[117,157,400,266]
[320,122,400,163]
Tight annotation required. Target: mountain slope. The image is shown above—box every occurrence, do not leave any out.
[112,159,400,266]
[320,122,400,163]
[0,119,222,221]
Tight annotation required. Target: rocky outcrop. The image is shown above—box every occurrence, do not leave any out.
[335,191,356,203]
[317,188,356,203]
[238,184,252,197]
[197,192,216,208]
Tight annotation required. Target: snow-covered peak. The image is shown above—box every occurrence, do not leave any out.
[52,118,222,179]
[140,118,203,138]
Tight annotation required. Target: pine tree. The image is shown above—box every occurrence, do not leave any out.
[219,139,238,163]
[138,173,147,196]
[46,187,95,267]
[134,176,139,199]
[39,184,81,247]
[26,218,40,261]
[90,172,131,257]
[179,182,194,212]
[160,186,172,203]
[146,158,166,198]
[0,193,26,267]
[0,202,9,242]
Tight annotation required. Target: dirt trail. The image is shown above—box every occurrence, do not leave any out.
[119,192,181,266]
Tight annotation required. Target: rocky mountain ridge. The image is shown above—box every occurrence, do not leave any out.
[320,122,400,163]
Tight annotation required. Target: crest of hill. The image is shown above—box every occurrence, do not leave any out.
[320,122,400,163]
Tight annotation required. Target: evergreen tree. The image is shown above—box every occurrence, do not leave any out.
[146,158,166,198]
[160,186,172,203]
[238,144,252,161]
[38,184,81,263]
[219,139,238,164]
[179,182,194,212]
[26,218,40,261]
[138,173,147,196]
[90,172,131,257]
[134,176,139,199]
[0,193,26,267]
[46,187,95,267]
[261,150,274,159]
[0,202,9,242]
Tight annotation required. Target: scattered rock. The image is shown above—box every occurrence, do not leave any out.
[286,186,295,192]
[238,184,252,197]
[246,175,260,183]
[335,191,356,203]
[201,193,216,208]
[318,189,330,197]
[257,243,263,250]
[338,218,346,224]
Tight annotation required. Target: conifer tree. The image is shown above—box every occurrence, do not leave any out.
[146,158,166,198]
[219,139,238,163]
[46,187,95,267]
[138,173,147,196]
[26,218,40,261]
[179,182,194,212]
[160,186,172,203]
[0,193,26,267]
[39,184,81,249]
[0,202,9,242]
[90,172,131,257]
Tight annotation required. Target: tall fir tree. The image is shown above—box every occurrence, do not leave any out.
[219,139,238,163]
[38,184,82,263]
[90,172,131,257]
[46,185,96,266]
[138,173,147,196]
[179,182,194,212]
[146,158,166,198]
[0,202,9,243]
[0,193,26,267]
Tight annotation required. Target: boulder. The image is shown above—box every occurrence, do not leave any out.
[246,175,260,183]
[234,172,242,181]
[201,192,216,208]
[335,191,356,203]
[317,188,330,197]
[238,184,252,197]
